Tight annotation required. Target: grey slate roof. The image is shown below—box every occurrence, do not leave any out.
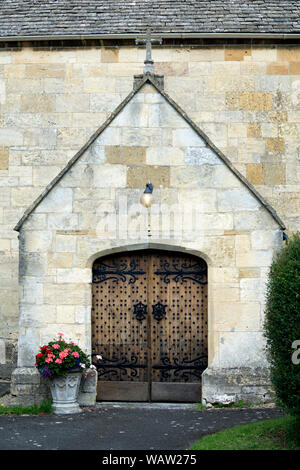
[1,1,300,39]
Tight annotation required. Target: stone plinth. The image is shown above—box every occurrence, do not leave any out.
[202,367,274,406]
[78,370,98,406]
[10,367,51,406]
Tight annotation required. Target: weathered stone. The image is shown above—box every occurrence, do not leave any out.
[56,94,90,113]
[0,147,9,170]
[106,146,146,164]
[236,249,274,267]
[21,94,55,113]
[113,101,148,128]
[290,62,300,74]
[202,367,273,405]
[239,92,273,110]
[265,137,285,153]
[247,123,262,138]
[263,163,285,185]
[225,48,251,61]
[147,147,184,166]
[246,163,264,184]
[217,189,260,212]
[55,235,77,253]
[184,147,221,165]
[10,367,51,405]
[267,62,289,75]
[277,47,300,61]
[0,128,23,146]
[93,164,126,188]
[172,128,206,147]
[36,187,73,213]
[57,268,91,284]
[127,165,170,188]
[23,230,52,253]
[48,253,73,268]
[78,370,98,406]
[171,165,240,189]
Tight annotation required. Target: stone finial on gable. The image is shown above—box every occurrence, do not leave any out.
[133,72,164,91]
[134,28,164,90]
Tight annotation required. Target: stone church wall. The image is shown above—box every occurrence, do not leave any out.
[0,42,299,380]
[12,81,282,404]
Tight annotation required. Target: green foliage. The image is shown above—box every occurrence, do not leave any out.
[264,233,300,416]
[212,400,253,409]
[0,399,53,415]
[190,416,300,450]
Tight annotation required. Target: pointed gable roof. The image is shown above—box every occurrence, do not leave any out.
[14,72,286,232]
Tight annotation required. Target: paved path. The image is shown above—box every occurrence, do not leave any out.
[0,404,283,450]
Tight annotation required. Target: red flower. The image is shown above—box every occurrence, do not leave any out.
[40,345,48,351]
[36,353,43,360]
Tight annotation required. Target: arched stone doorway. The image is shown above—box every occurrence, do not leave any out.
[91,249,208,402]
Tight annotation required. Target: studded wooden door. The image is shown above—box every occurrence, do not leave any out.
[92,250,208,402]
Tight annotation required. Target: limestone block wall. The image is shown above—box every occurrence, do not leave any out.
[0,42,298,375]
[16,84,282,376]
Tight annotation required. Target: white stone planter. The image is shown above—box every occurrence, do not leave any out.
[50,371,83,414]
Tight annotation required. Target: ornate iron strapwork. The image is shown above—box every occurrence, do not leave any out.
[154,261,207,285]
[152,301,167,323]
[133,301,147,322]
[92,354,146,379]
[152,355,208,382]
[93,260,146,284]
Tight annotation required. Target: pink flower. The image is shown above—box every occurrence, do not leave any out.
[47,353,55,359]
[58,332,64,336]
[59,351,68,359]
[72,351,79,358]
[96,355,103,360]
[52,344,60,349]
[55,358,62,364]
[45,357,53,363]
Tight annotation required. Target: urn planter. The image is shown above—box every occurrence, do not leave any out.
[50,371,83,414]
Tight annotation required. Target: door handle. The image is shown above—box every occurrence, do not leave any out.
[132,301,147,322]
[152,301,167,323]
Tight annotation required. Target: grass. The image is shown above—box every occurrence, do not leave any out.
[190,416,300,450]
[195,400,254,411]
[0,399,53,415]
[212,400,254,409]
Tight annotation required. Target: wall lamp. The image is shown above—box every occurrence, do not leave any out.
[140,182,154,208]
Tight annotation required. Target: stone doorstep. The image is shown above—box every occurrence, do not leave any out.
[95,402,198,409]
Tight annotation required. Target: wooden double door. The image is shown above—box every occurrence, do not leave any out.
[91,250,208,402]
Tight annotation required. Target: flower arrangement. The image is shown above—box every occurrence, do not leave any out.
[35,333,97,379]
